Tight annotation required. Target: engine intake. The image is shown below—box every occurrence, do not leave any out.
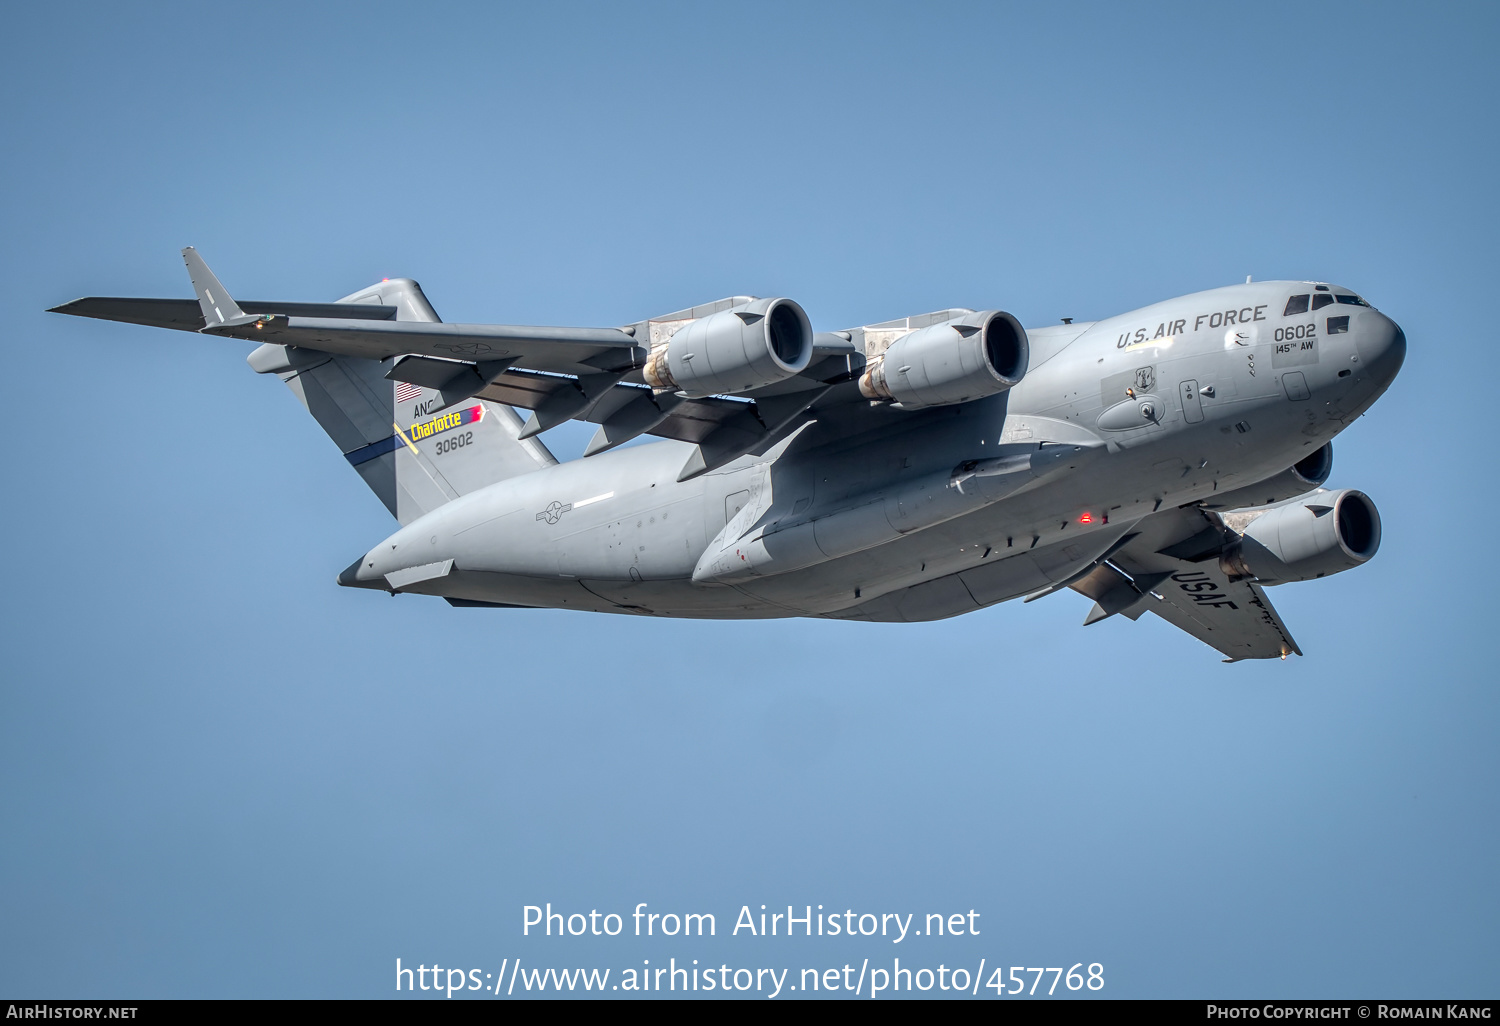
[1221,488,1381,585]
[642,297,812,397]
[1206,443,1334,510]
[859,310,1028,408]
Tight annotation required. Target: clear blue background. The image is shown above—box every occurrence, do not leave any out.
[1,0,1494,999]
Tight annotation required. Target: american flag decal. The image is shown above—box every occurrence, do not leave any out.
[395,381,423,403]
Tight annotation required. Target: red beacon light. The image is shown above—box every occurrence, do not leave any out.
[1079,512,1093,524]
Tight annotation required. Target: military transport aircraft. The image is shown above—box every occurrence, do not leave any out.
[52,249,1405,660]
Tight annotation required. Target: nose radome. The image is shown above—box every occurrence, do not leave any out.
[1355,311,1406,384]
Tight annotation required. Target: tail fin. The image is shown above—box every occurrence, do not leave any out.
[333,277,443,324]
[245,276,556,524]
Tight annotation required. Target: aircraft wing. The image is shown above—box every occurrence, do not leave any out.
[51,250,857,481]
[51,295,641,377]
[48,296,400,332]
[1069,505,1302,661]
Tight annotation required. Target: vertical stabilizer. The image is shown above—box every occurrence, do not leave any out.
[335,278,443,323]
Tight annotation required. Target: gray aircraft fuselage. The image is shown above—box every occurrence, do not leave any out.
[346,280,1405,620]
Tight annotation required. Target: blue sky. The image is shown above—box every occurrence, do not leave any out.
[1,1,1495,999]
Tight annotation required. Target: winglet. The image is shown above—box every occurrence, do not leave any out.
[181,247,249,327]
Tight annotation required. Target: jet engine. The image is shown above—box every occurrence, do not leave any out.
[643,298,813,397]
[1220,488,1381,585]
[1206,443,1333,510]
[858,310,1028,408]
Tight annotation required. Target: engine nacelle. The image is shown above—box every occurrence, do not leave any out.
[858,310,1028,408]
[642,297,812,397]
[1205,443,1333,510]
[1221,488,1381,585]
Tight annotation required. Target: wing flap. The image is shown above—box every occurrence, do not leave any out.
[474,370,754,445]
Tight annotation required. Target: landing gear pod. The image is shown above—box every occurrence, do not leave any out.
[859,310,1028,409]
[1221,488,1381,584]
[643,298,812,397]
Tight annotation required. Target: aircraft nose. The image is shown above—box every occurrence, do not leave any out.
[1354,310,1406,386]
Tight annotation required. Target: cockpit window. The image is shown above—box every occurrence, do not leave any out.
[1284,294,1310,315]
[1311,293,1336,311]
[1335,294,1369,306]
[1327,316,1349,334]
